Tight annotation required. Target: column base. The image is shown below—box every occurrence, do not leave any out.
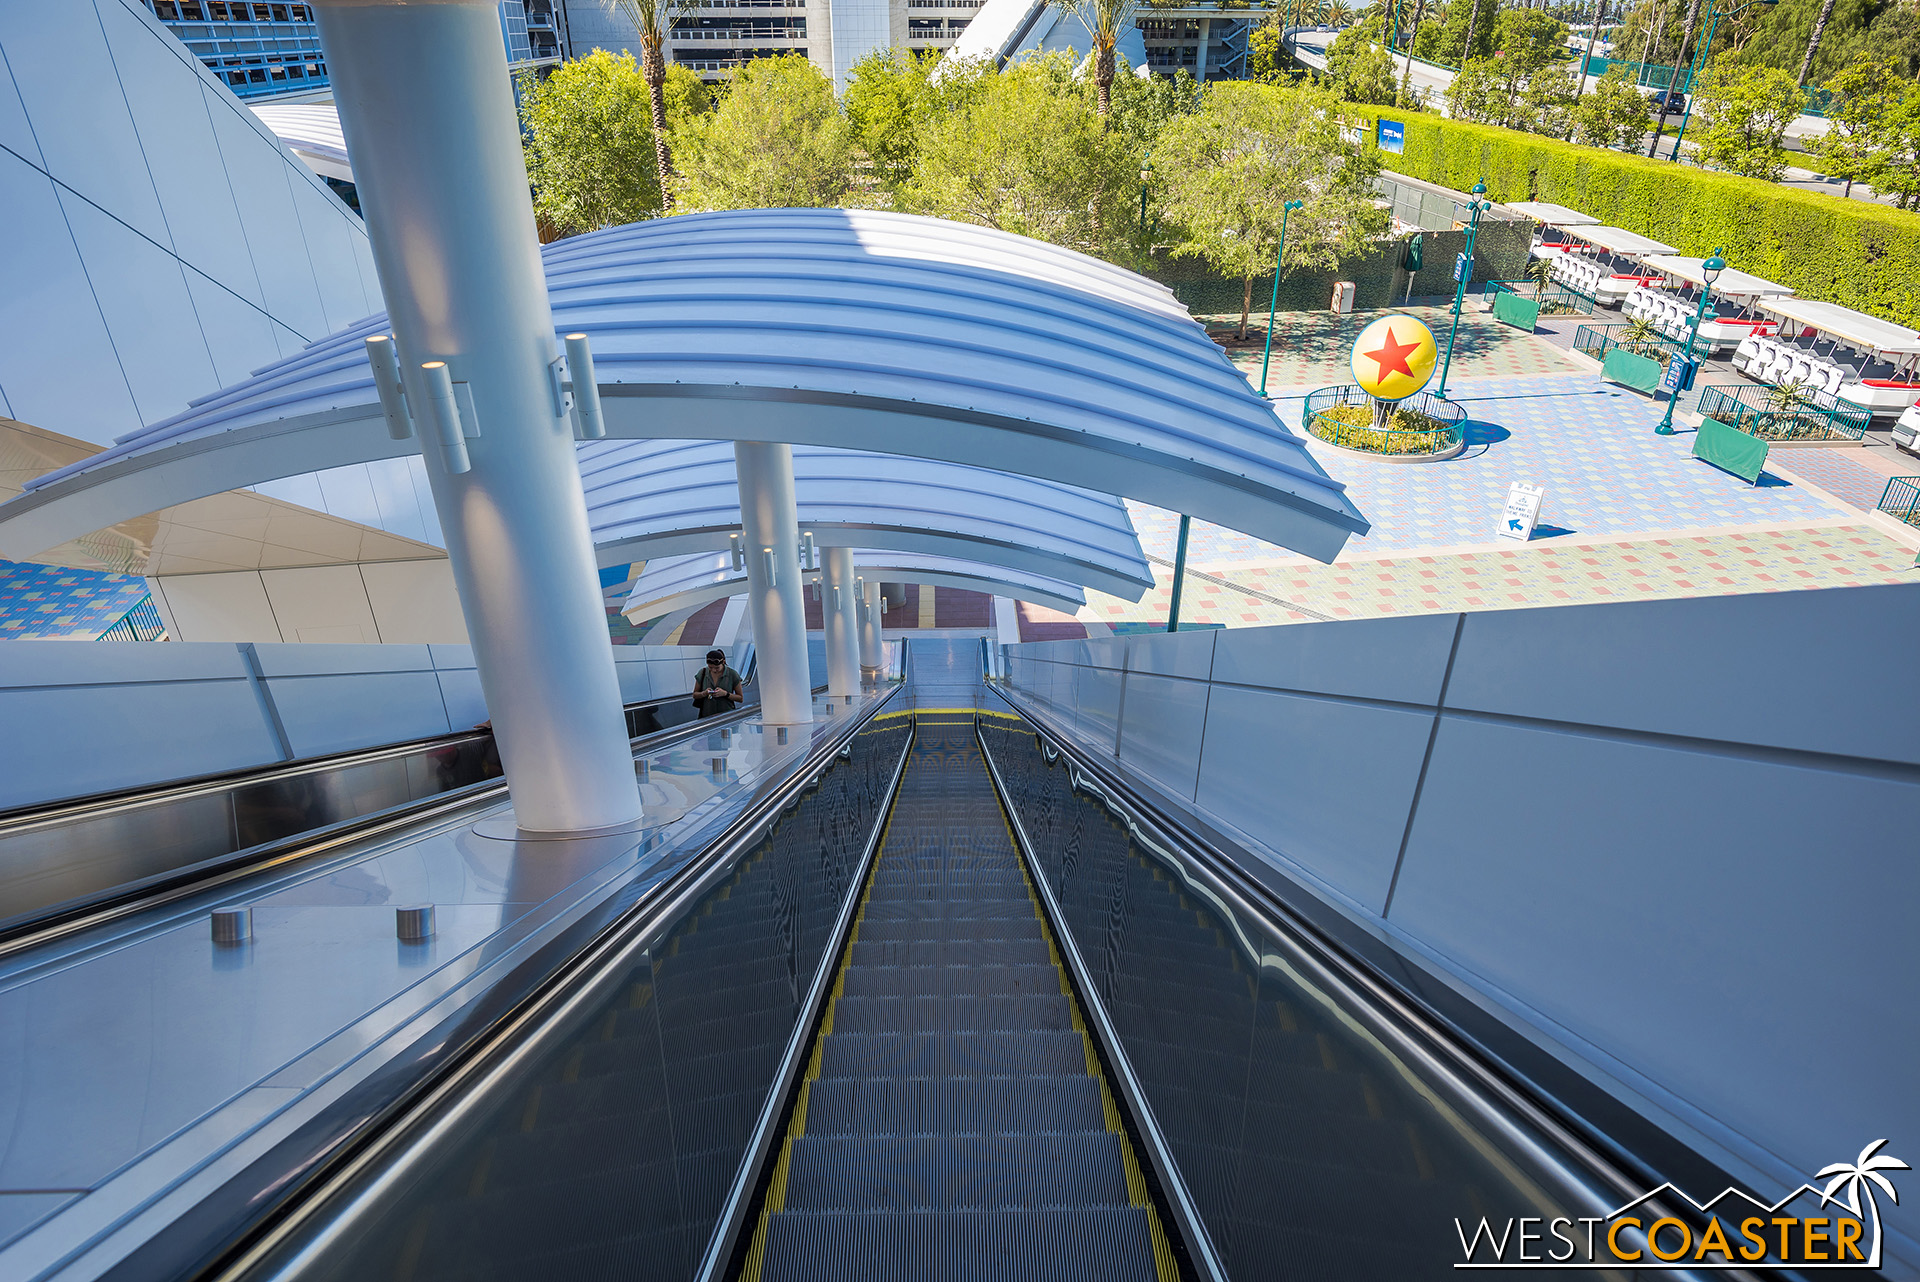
[472,812,651,842]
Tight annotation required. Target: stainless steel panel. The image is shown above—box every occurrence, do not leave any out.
[0,791,235,923]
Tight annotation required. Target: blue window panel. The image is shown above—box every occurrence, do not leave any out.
[57,187,220,426]
[100,0,267,310]
[0,41,45,169]
[0,151,141,443]
[0,0,169,247]
[203,87,329,342]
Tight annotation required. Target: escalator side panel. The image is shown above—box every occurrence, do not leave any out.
[244,717,912,1282]
[978,721,1605,1282]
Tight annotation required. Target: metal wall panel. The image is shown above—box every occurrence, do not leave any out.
[1210,611,1453,706]
[1115,669,1207,801]
[184,269,281,389]
[203,97,330,343]
[1195,685,1433,913]
[1068,661,1124,751]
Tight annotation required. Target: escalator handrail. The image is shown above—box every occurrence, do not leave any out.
[0,686,720,832]
[142,686,905,1282]
[975,711,1229,1282]
[0,693,774,959]
[980,682,1712,1235]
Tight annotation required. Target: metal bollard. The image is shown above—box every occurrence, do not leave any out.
[396,904,436,942]
[211,905,252,945]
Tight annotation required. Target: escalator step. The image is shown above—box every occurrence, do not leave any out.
[827,994,1074,1035]
[839,965,1062,999]
[855,917,1042,944]
[754,1207,1163,1282]
[850,939,1053,968]
[817,1031,1089,1080]
[779,1133,1131,1211]
[800,1075,1106,1136]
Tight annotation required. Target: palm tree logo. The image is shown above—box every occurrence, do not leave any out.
[1816,1139,1910,1268]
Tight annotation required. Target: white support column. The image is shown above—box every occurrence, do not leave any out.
[858,578,883,680]
[734,442,813,725]
[821,547,860,696]
[313,1,638,834]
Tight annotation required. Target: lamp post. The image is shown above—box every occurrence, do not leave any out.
[1654,249,1724,435]
[1661,0,1778,161]
[1434,180,1490,400]
[1258,198,1306,397]
[1166,514,1193,632]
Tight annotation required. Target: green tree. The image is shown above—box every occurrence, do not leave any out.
[1520,64,1581,134]
[1813,57,1903,193]
[606,0,696,204]
[1107,61,1202,150]
[1432,0,1499,62]
[1571,63,1654,147]
[1493,7,1571,68]
[1862,78,1920,207]
[1734,0,1880,83]
[1326,16,1401,101]
[900,58,1138,259]
[844,48,940,190]
[1248,18,1290,78]
[1153,82,1388,336]
[672,55,853,210]
[519,50,661,236]
[1690,56,1803,176]
[1443,55,1515,122]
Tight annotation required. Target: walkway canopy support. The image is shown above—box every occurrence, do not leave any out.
[311,0,638,834]
[822,547,861,697]
[735,442,812,725]
[859,580,883,680]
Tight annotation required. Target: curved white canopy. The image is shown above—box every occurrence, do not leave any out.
[0,209,1366,566]
[622,550,1088,620]
[580,439,1151,600]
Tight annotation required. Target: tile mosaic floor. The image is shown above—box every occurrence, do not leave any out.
[0,560,151,640]
[1770,449,1915,514]
[1094,525,1919,629]
[1206,304,1579,388]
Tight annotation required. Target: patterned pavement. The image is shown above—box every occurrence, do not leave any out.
[0,560,150,640]
[1207,303,1576,389]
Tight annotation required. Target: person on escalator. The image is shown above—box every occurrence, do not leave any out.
[693,649,744,718]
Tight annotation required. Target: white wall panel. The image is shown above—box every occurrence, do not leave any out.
[259,565,382,644]
[0,152,142,445]
[360,559,468,644]
[184,268,280,390]
[261,670,453,758]
[612,657,654,703]
[1194,686,1432,913]
[203,96,328,342]
[1210,612,1453,705]
[285,170,374,328]
[0,0,167,245]
[0,41,45,166]
[56,191,220,423]
[1116,670,1208,801]
[1068,663,1123,751]
[152,571,281,642]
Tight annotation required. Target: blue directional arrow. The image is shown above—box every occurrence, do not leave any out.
[1508,519,1523,531]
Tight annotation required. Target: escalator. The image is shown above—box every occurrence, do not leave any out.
[171,640,1731,1282]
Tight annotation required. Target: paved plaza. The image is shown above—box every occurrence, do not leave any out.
[1085,312,1920,632]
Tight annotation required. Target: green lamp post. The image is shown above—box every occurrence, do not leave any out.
[1434,181,1491,400]
[1664,0,1778,162]
[1654,249,1724,436]
[1138,152,1152,242]
[1258,198,1306,398]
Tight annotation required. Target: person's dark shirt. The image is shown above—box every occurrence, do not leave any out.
[695,665,743,714]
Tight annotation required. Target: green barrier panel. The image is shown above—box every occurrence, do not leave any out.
[1600,347,1662,393]
[1491,291,1540,332]
[1693,416,1770,484]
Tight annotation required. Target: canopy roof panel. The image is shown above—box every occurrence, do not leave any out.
[1504,201,1599,226]
[622,550,1088,619]
[1,209,1365,566]
[1752,297,1920,357]
[1565,226,1677,257]
[1638,256,1794,300]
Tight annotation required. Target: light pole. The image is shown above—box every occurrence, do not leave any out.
[1655,248,1724,435]
[1434,180,1490,400]
[1166,514,1192,632]
[1258,198,1306,397]
[1662,0,1777,161]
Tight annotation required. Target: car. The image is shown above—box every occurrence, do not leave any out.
[1649,89,1688,115]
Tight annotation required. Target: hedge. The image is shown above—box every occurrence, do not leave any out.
[1362,109,1920,329]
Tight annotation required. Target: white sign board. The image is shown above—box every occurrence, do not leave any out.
[1500,483,1546,541]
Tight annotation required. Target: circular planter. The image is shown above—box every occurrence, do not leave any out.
[1301,385,1468,462]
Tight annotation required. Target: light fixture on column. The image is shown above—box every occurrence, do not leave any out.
[418,361,473,474]
[561,333,606,439]
[761,547,777,587]
[730,533,744,571]
[364,335,414,440]
[801,531,817,570]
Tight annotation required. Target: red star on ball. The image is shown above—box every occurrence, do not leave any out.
[1361,326,1420,381]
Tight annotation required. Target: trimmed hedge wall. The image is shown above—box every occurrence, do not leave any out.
[1364,109,1920,329]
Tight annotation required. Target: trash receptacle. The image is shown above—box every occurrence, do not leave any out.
[1330,281,1356,314]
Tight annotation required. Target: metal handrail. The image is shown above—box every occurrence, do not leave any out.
[1878,476,1920,527]
[1696,382,1871,442]
[1302,385,1466,456]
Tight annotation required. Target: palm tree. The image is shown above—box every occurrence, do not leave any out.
[1397,0,1427,101]
[1817,1140,1909,1268]
[609,0,696,206]
[1795,0,1837,84]
[1055,0,1139,117]
[1325,0,1356,24]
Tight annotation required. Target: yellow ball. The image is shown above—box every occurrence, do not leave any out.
[1349,313,1438,402]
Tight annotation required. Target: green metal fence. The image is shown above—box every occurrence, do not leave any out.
[1879,476,1920,528]
[1695,382,1871,442]
[1302,385,1467,457]
[1487,279,1591,317]
[1573,322,1705,367]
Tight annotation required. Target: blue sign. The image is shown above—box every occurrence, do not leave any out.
[1660,356,1699,394]
[1453,251,1470,283]
[1377,119,1405,155]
